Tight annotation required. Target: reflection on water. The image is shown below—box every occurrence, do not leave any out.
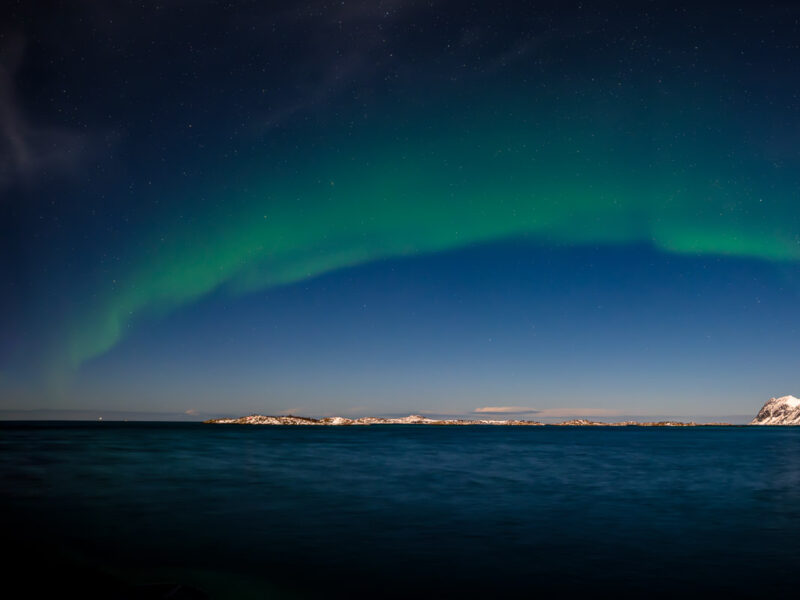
[3,422,800,598]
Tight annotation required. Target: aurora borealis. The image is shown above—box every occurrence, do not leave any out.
[2,1,799,419]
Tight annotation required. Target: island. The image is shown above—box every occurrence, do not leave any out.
[750,395,800,425]
[205,414,732,426]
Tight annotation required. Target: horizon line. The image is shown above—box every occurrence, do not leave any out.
[0,408,755,424]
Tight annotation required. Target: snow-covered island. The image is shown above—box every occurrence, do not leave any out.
[207,414,545,426]
[205,414,731,426]
[751,395,800,425]
[208,394,800,427]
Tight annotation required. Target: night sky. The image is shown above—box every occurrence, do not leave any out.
[2,1,799,420]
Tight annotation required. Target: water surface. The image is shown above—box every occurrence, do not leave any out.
[3,422,800,598]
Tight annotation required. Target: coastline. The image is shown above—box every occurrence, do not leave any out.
[205,414,734,427]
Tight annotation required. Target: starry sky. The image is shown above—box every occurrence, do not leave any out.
[2,1,799,421]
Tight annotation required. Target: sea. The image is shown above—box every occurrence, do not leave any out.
[3,422,800,599]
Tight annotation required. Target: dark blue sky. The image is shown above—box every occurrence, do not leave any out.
[44,242,800,421]
[2,1,799,420]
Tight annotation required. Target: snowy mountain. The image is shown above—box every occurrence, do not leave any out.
[751,396,800,425]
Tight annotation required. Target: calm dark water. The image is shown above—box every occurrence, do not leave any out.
[3,422,800,598]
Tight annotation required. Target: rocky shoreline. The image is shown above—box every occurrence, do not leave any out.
[205,414,733,427]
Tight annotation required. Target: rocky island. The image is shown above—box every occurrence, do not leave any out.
[207,414,545,426]
[750,395,800,425]
[206,414,731,426]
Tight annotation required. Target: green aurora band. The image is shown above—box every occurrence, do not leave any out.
[60,99,800,375]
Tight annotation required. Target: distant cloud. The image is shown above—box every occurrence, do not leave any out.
[0,33,91,191]
[474,406,622,417]
[474,406,540,414]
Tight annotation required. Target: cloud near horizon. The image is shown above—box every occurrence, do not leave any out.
[474,406,540,414]
[474,406,622,417]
